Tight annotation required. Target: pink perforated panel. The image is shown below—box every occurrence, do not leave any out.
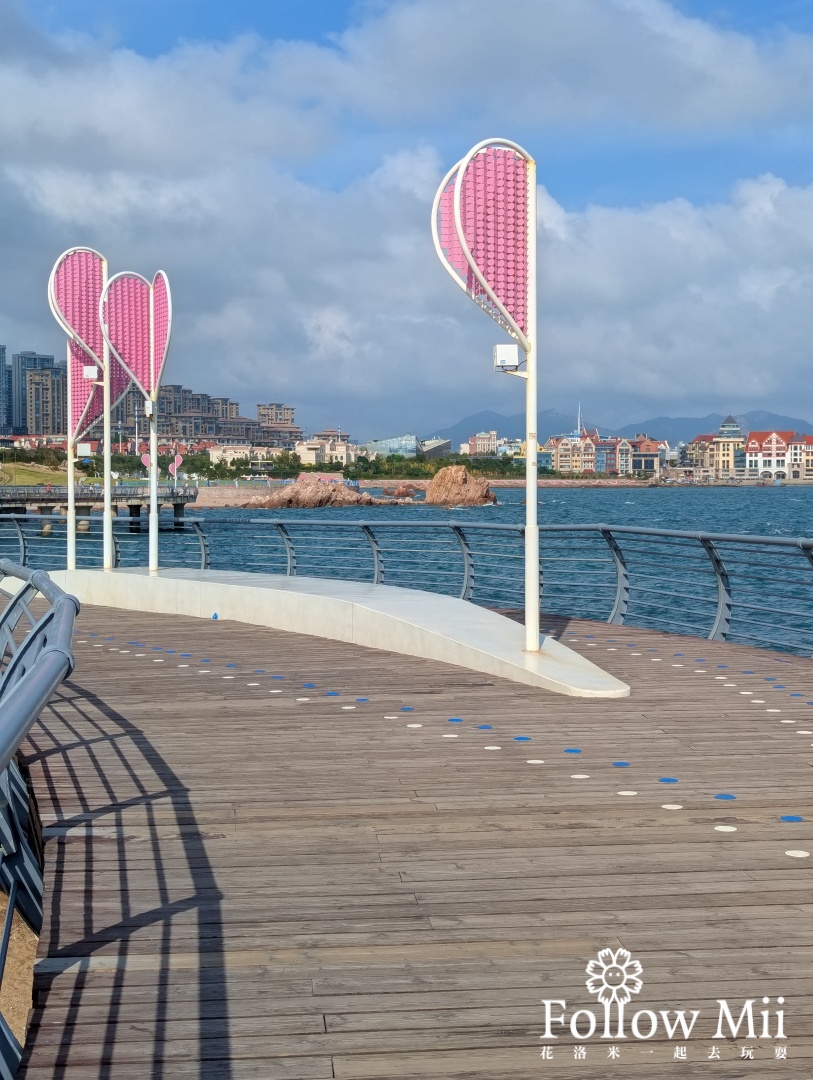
[104,274,151,395]
[51,249,131,439]
[439,147,529,335]
[52,250,104,438]
[151,271,171,390]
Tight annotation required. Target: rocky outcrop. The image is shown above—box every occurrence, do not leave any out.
[424,465,496,506]
[243,476,408,509]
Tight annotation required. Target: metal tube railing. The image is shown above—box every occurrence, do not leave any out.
[0,561,79,1073]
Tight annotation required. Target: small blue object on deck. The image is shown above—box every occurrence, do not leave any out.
[272,675,283,679]
[326,691,340,696]
[514,736,531,742]
[304,683,316,688]
[200,659,211,663]
[781,815,804,822]
[659,778,679,783]
[477,725,492,730]
[448,718,463,723]
[356,697,368,702]
[714,794,737,800]
[212,613,218,619]
[401,706,414,711]
[226,664,237,668]
[564,748,582,754]
[613,762,631,767]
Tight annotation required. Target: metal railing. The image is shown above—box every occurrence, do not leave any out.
[0,485,196,502]
[0,561,78,1075]
[2,514,813,654]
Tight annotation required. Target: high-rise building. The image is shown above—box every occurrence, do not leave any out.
[0,346,9,434]
[26,368,67,435]
[257,402,295,425]
[11,351,60,433]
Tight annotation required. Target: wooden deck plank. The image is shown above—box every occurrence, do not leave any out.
[14,606,813,1077]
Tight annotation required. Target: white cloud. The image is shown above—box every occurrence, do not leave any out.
[1,0,813,436]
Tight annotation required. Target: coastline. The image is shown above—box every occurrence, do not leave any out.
[188,476,811,507]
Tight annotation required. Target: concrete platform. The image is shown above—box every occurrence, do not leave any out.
[46,567,630,698]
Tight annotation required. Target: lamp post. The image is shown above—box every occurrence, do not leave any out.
[100,270,172,575]
[432,139,540,651]
[49,247,128,572]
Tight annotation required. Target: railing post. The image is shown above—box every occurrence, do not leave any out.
[361,525,384,584]
[12,520,27,568]
[452,526,474,601]
[191,522,210,570]
[600,527,630,625]
[699,536,732,641]
[276,524,296,576]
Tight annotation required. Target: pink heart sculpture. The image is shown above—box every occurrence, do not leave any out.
[102,270,172,399]
[141,453,151,470]
[436,146,529,337]
[168,454,183,477]
[48,248,131,441]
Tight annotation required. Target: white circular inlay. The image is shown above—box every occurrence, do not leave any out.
[661,804,683,810]
[296,697,310,702]
[443,734,458,738]
[571,774,590,779]
[780,719,795,724]
[715,825,737,833]
[617,790,638,796]
[407,723,422,728]
[526,759,545,764]
[341,706,356,710]
[484,745,501,750]
[384,715,398,719]
[247,682,259,686]
[786,850,810,858]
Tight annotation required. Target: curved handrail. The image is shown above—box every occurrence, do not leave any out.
[0,561,79,1070]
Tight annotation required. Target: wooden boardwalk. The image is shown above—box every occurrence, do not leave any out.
[14,605,813,1078]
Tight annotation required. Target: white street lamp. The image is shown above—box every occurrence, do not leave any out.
[432,138,540,651]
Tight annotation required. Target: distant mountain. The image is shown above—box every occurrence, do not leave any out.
[425,409,603,448]
[427,408,813,450]
[614,411,813,445]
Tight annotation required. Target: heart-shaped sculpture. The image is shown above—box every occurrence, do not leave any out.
[168,454,183,477]
[48,247,131,441]
[141,453,151,470]
[434,145,530,343]
[101,270,172,399]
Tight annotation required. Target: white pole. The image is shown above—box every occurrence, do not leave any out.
[65,341,76,572]
[102,333,113,570]
[148,399,158,574]
[524,158,540,652]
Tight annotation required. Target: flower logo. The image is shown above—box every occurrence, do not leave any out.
[586,947,644,1005]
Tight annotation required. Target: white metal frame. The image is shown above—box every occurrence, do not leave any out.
[431,138,540,652]
[100,270,172,574]
[47,247,114,572]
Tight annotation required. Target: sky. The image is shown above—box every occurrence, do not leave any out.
[2,0,813,439]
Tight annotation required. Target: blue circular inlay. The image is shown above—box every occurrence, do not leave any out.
[254,669,265,673]
[765,677,777,681]
[272,675,283,679]
[742,670,754,674]
[714,794,736,800]
[612,762,631,767]
[303,683,316,688]
[356,697,369,702]
[773,685,786,690]
[659,778,679,784]
[448,718,463,723]
[152,648,163,651]
[477,724,493,730]
[200,659,211,664]
[564,748,582,754]
[790,693,803,697]
[716,665,728,669]
[165,650,176,654]
[781,815,804,822]
[514,736,531,742]
[226,664,237,668]
[401,706,414,711]
[326,691,340,696]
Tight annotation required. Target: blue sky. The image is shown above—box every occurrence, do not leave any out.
[3,0,813,435]
[21,0,813,209]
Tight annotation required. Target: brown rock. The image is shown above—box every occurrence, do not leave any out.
[243,476,387,509]
[424,465,495,506]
